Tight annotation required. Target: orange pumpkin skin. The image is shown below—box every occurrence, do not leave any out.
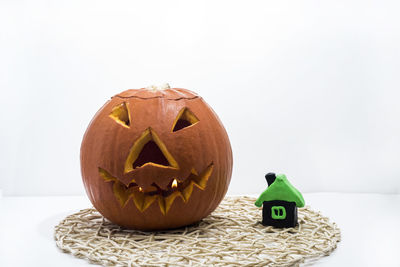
[80,88,233,230]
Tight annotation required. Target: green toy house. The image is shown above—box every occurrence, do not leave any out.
[255,173,305,228]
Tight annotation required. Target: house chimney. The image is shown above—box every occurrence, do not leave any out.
[265,173,276,186]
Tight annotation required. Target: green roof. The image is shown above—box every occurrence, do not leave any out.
[255,174,305,208]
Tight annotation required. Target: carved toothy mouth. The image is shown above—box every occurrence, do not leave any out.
[98,163,214,215]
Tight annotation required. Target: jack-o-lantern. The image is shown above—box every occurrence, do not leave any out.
[80,85,233,230]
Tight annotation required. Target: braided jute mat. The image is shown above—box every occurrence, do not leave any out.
[54,196,340,266]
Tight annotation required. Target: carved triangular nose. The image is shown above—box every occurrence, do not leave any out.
[124,128,179,173]
[133,140,169,168]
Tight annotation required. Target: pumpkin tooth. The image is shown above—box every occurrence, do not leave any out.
[181,181,195,202]
[192,164,214,190]
[190,167,198,176]
[163,191,184,214]
[142,195,158,211]
[158,195,166,215]
[99,167,117,182]
[131,191,145,211]
[99,168,136,207]
[131,190,158,212]
[113,182,132,206]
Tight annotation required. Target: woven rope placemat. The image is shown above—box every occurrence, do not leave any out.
[54,196,340,266]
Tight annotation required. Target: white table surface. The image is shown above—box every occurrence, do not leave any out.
[0,193,399,267]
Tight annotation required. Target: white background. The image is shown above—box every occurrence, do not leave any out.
[1,0,400,196]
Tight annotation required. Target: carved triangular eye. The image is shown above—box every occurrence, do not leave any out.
[172,108,199,132]
[109,102,130,128]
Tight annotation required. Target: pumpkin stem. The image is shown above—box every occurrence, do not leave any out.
[146,83,171,91]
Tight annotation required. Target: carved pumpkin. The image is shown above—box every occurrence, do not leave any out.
[80,85,233,230]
